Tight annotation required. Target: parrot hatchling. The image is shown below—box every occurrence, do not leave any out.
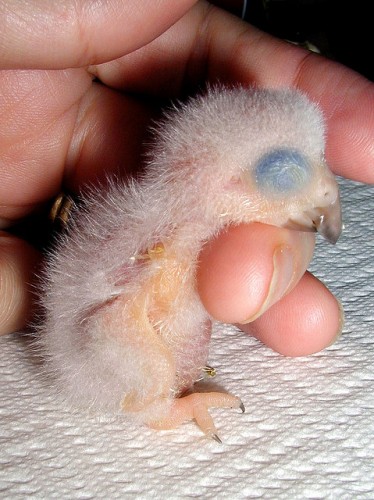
[40,86,342,441]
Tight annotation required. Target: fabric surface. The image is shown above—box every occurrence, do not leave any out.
[1,178,373,499]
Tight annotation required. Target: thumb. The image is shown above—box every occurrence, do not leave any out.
[197,223,315,324]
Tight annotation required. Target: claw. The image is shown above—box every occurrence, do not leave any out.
[202,365,217,377]
[211,433,223,444]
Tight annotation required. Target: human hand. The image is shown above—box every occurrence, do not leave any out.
[0,1,373,357]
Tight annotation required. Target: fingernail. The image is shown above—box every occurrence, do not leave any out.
[241,245,295,323]
[328,298,345,346]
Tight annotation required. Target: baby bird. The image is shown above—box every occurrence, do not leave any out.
[40,86,342,441]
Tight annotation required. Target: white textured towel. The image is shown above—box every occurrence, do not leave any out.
[1,178,373,499]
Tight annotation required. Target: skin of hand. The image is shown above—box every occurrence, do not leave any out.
[0,0,373,358]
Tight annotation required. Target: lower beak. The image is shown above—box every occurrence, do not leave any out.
[284,195,343,244]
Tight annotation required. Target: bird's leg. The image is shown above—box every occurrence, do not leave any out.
[148,392,244,441]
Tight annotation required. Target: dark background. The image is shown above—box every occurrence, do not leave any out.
[211,0,373,82]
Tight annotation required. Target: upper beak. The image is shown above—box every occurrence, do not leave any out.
[283,195,343,245]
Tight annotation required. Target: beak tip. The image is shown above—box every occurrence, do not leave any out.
[283,200,343,244]
[315,207,343,245]
[315,202,343,245]
[319,228,341,245]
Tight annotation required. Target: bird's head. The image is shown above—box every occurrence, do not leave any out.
[192,87,342,243]
[234,88,342,244]
[152,86,342,244]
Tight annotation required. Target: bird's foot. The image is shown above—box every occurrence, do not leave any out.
[148,392,244,442]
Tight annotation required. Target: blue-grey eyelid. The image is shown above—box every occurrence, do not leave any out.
[254,148,312,194]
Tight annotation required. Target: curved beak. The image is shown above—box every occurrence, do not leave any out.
[283,195,343,245]
[312,196,342,244]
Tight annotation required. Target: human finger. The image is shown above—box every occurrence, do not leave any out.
[0,0,197,69]
[93,2,374,183]
[0,69,92,224]
[240,271,343,356]
[0,232,40,335]
[0,70,155,223]
[197,223,343,356]
[197,223,315,324]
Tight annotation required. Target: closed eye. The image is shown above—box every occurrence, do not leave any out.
[254,148,312,195]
